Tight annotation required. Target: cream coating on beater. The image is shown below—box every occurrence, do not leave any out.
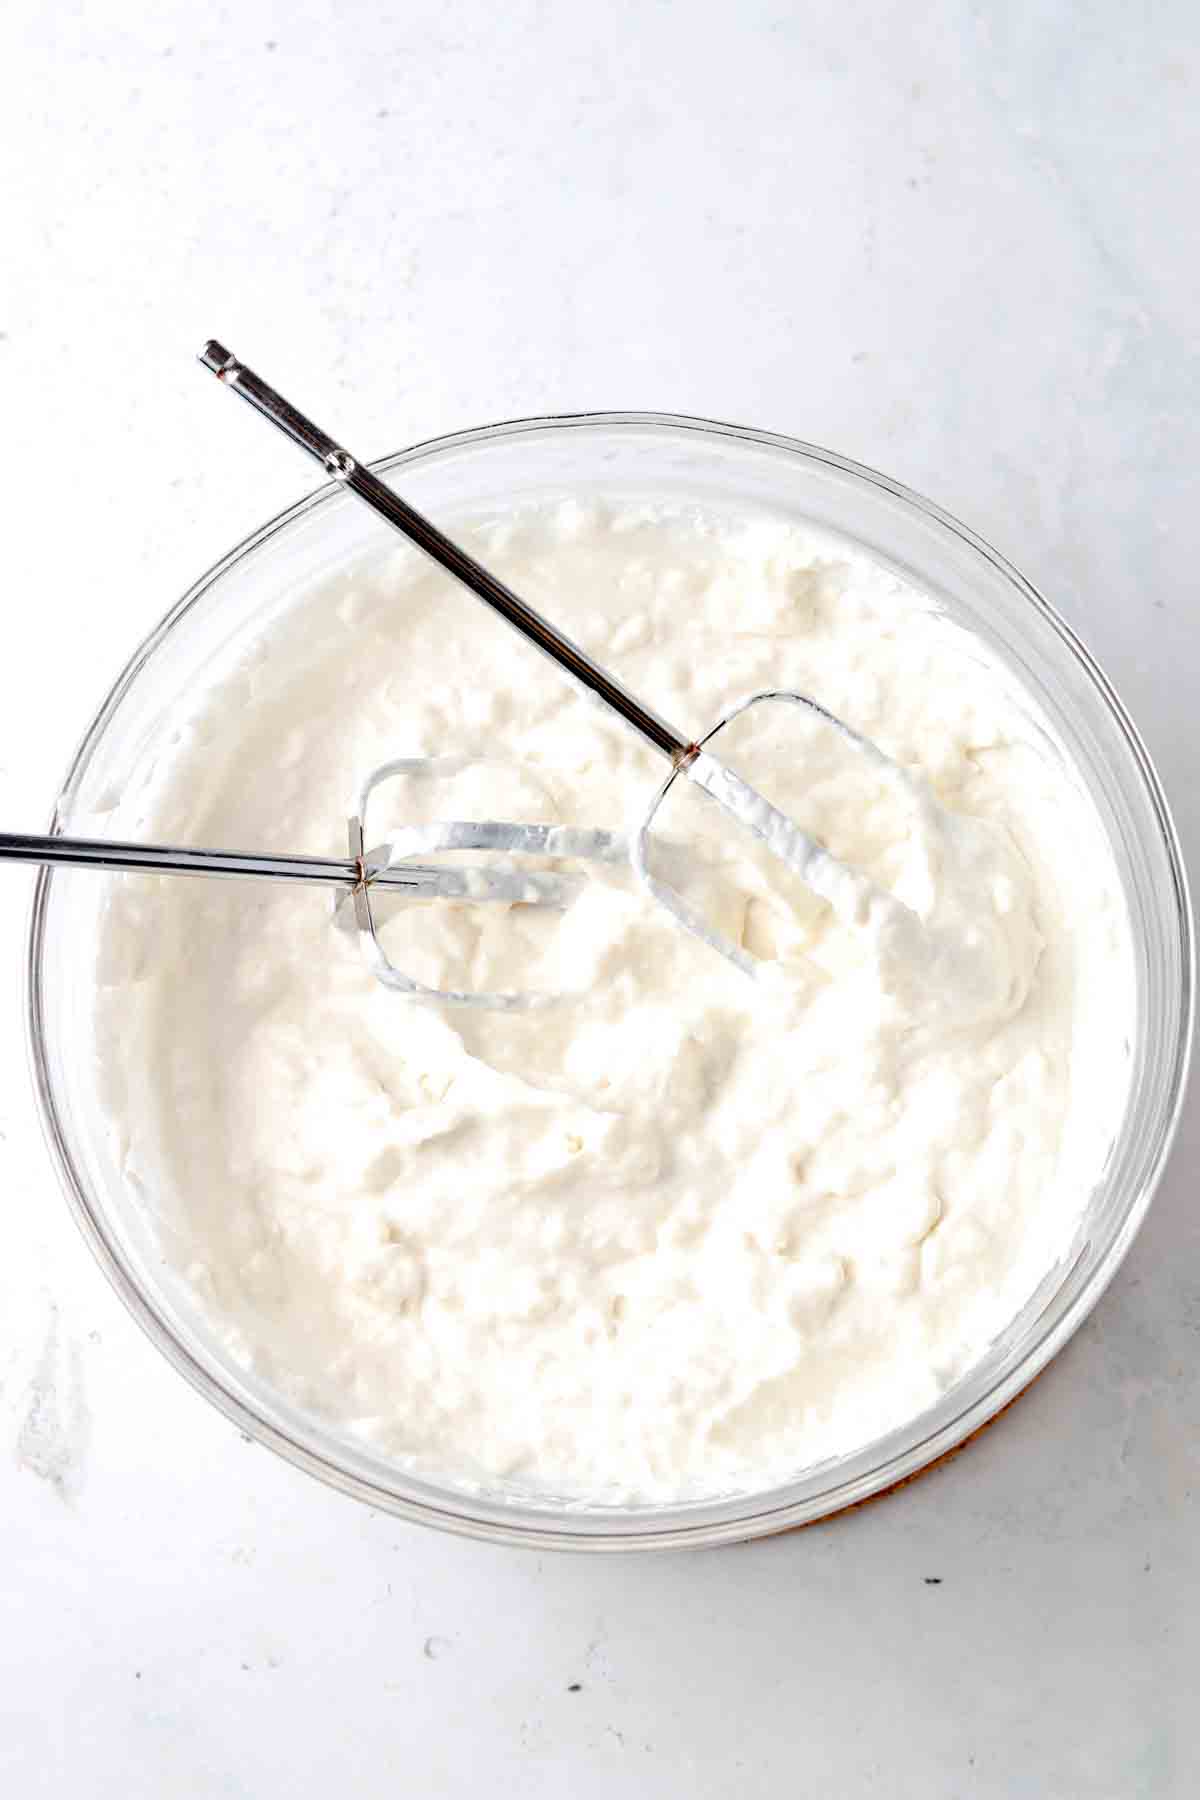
[92,500,1133,1501]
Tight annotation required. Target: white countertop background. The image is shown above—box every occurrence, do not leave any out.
[1,2,1197,1793]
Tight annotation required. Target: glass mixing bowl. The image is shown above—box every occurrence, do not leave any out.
[27,415,1193,1551]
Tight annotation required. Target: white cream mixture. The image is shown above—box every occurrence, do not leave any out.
[93,500,1133,1501]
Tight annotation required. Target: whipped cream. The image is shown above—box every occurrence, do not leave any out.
[93,499,1133,1501]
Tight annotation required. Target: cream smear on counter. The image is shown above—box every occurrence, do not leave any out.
[92,498,1133,1501]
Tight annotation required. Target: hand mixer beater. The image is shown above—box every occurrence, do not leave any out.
[200,343,923,986]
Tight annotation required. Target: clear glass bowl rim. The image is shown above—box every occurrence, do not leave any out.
[25,409,1194,1552]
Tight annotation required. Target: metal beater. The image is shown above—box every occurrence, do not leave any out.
[198,342,907,983]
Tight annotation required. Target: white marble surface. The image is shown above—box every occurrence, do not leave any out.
[1,1,1197,1793]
